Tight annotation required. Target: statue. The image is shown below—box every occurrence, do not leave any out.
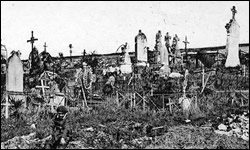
[172,34,180,51]
[155,30,162,48]
[164,32,171,53]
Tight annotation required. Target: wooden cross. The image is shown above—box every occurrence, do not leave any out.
[27,31,38,51]
[166,98,175,114]
[36,79,50,97]
[231,6,237,20]
[43,42,48,52]
[1,98,14,119]
[183,36,189,60]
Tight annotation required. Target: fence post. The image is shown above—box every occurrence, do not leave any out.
[116,90,119,107]
[143,94,145,112]
[162,95,165,110]
[202,67,205,89]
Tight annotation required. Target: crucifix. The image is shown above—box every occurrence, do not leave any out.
[231,6,237,20]
[27,31,38,52]
[43,42,48,52]
[183,36,189,61]
[36,79,50,97]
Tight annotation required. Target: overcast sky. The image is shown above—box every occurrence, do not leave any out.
[1,1,249,59]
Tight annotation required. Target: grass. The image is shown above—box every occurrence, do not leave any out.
[146,125,249,149]
[1,87,249,149]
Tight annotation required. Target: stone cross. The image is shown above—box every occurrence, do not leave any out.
[27,31,38,52]
[183,36,189,60]
[231,6,237,20]
[43,42,48,52]
[36,79,50,97]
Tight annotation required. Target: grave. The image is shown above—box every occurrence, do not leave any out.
[155,30,171,76]
[6,51,25,102]
[120,43,132,74]
[225,6,240,67]
[2,51,25,118]
[135,30,148,64]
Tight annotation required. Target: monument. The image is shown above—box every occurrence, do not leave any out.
[120,43,132,74]
[135,30,148,64]
[155,30,169,66]
[6,51,25,105]
[225,6,240,67]
[155,30,171,76]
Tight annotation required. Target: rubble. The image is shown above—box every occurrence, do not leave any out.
[1,132,36,149]
[84,127,94,132]
[218,124,227,131]
[214,111,249,141]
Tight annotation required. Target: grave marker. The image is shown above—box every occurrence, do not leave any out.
[225,6,240,67]
[36,79,50,97]
[135,30,148,63]
[27,31,38,52]
[7,51,25,102]
[2,51,24,118]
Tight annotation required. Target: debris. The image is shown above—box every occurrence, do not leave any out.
[241,133,249,141]
[84,127,94,132]
[218,124,227,131]
[214,130,233,136]
[30,123,36,129]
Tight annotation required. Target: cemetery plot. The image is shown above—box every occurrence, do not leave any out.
[1,5,249,149]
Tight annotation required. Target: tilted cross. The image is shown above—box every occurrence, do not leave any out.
[231,6,237,20]
[27,31,38,51]
[43,42,48,52]
[183,36,189,60]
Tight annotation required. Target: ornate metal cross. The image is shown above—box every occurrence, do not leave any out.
[231,6,237,20]
[27,31,38,51]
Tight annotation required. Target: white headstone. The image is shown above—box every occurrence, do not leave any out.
[225,19,240,67]
[7,52,24,101]
[124,51,131,65]
[120,46,132,74]
[135,30,148,62]
[160,44,169,66]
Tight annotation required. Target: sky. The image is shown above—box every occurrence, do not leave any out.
[1,1,249,60]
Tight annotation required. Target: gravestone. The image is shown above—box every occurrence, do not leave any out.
[7,51,24,102]
[120,44,132,74]
[225,6,240,67]
[2,51,24,118]
[135,30,148,63]
[155,30,169,65]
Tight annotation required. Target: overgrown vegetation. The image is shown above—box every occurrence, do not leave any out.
[1,91,249,149]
